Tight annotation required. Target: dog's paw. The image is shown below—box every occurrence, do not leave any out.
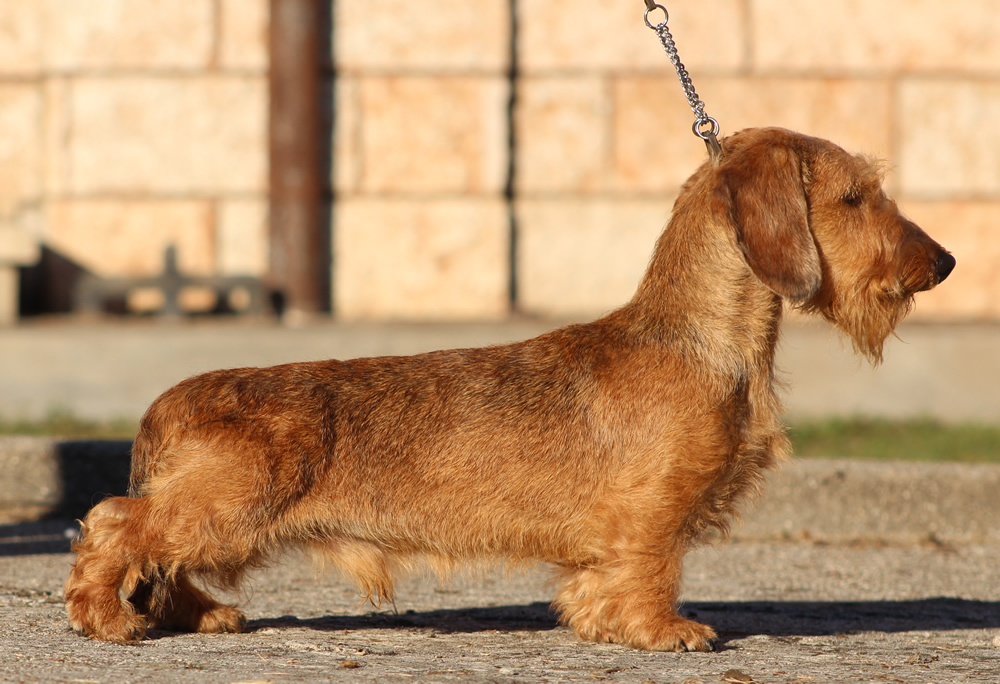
[194,604,247,634]
[570,612,717,652]
[635,616,717,652]
[93,611,148,644]
[67,600,147,643]
[66,584,147,643]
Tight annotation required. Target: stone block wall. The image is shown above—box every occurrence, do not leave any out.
[509,0,1000,320]
[331,0,512,320]
[334,0,999,321]
[0,0,268,318]
[3,1,997,321]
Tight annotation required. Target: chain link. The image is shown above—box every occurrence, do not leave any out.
[643,3,722,160]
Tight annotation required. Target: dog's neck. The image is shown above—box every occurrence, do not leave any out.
[617,209,784,382]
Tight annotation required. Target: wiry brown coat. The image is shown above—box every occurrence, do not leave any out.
[65,128,954,651]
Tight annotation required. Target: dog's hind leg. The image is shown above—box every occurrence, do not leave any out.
[133,572,247,635]
[65,494,249,642]
[64,496,153,642]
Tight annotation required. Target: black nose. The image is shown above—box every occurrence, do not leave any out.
[935,252,956,283]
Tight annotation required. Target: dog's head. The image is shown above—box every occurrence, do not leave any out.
[715,127,954,363]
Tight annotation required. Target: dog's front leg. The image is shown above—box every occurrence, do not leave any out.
[552,538,715,652]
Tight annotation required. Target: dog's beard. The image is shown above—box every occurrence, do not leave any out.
[824,286,916,365]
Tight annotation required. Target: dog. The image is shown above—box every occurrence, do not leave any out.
[65,128,954,651]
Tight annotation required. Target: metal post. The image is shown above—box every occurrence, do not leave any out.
[268,0,326,320]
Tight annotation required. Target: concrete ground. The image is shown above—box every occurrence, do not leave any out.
[2,511,1000,683]
[1,317,999,682]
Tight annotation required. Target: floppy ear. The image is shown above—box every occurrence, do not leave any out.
[718,143,822,303]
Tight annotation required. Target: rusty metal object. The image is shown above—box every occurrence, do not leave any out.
[269,0,327,318]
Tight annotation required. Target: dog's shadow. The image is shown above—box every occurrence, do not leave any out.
[245,601,559,636]
[686,598,1000,644]
[238,598,1000,644]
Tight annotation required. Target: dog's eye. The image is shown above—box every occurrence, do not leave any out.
[842,190,864,207]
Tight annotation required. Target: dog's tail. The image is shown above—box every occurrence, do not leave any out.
[128,414,162,497]
[127,385,184,498]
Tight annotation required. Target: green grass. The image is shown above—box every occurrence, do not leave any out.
[1,413,998,463]
[0,411,138,440]
[789,417,1000,464]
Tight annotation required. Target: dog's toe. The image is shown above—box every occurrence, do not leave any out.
[642,616,717,652]
[195,604,247,634]
[73,609,147,644]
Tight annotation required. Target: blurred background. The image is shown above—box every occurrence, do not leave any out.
[0,1,997,445]
[0,0,995,325]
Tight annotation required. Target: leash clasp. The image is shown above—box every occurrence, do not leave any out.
[694,117,722,162]
[643,1,667,29]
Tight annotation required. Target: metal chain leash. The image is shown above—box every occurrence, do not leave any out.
[643,1,723,160]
